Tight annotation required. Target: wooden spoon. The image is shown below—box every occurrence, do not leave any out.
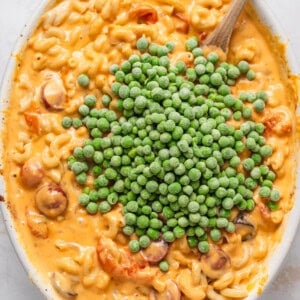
[202,0,249,53]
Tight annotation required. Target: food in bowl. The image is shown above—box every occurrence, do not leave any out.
[2,0,298,299]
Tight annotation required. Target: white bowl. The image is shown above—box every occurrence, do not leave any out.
[0,1,299,299]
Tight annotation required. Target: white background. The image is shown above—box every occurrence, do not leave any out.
[1,1,300,299]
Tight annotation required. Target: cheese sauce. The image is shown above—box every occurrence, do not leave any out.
[2,0,298,299]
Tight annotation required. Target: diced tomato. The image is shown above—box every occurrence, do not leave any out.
[129,6,158,24]
[24,113,40,134]
[199,31,208,41]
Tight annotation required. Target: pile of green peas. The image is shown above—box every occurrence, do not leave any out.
[63,36,281,260]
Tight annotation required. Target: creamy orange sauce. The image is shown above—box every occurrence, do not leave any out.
[2,0,298,299]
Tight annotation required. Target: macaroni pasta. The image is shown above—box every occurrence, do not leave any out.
[2,0,298,299]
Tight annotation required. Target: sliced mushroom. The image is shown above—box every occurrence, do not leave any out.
[20,159,44,188]
[151,280,181,300]
[201,247,230,279]
[234,213,257,241]
[26,209,48,239]
[35,183,68,218]
[141,240,169,264]
[41,75,66,110]
[51,272,77,298]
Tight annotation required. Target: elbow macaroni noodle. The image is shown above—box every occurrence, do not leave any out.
[3,0,298,299]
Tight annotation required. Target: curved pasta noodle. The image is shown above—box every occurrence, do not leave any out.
[176,269,206,300]
[233,264,255,285]
[45,27,66,40]
[100,0,120,21]
[12,143,32,164]
[207,286,227,300]
[49,133,72,156]
[57,257,81,275]
[47,168,62,183]
[213,272,234,290]
[3,0,298,299]
[101,208,125,239]
[198,0,223,9]
[109,25,137,44]
[42,147,60,169]
[231,244,251,269]
[220,286,249,298]
[42,2,70,28]
[231,38,258,63]
[32,37,57,53]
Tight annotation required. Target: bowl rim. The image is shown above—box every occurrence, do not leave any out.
[0,1,56,298]
[0,1,299,299]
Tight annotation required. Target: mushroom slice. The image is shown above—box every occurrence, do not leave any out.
[141,240,169,264]
[201,247,230,279]
[234,213,257,241]
[35,183,68,218]
[41,75,66,110]
[20,159,44,188]
[51,272,77,298]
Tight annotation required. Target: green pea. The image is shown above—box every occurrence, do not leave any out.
[243,158,255,171]
[159,260,169,272]
[270,189,281,202]
[259,186,271,198]
[247,69,256,81]
[237,60,250,74]
[173,226,185,238]
[168,182,181,194]
[260,145,273,157]
[147,228,160,240]
[136,37,149,51]
[210,228,222,242]
[62,116,72,129]
[253,99,265,112]
[185,37,198,51]
[198,241,210,253]
[86,202,98,214]
[77,74,90,88]
[98,201,112,213]
[79,193,90,206]
[268,201,279,211]
[161,230,175,243]
[129,240,140,253]
[226,222,235,233]
[207,52,219,64]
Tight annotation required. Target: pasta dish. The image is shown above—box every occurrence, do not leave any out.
[2,0,298,299]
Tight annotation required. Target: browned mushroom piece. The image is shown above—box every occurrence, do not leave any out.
[51,272,78,298]
[20,159,44,188]
[201,247,231,279]
[35,183,68,218]
[41,76,66,110]
[141,240,169,263]
[150,280,181,300]
[234,213,257,241]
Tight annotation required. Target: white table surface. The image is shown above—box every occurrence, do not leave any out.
[1,1,300,299]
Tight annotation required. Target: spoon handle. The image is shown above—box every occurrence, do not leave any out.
[203,0,248,52]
